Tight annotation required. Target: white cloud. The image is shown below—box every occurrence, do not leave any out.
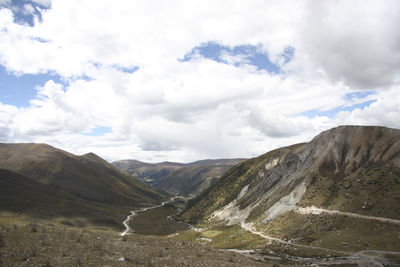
[0,0,399,162]
[335,85,400,128]
[22,4,35,15]
[293,0,400,89]
[220,51,250,66]
[0,102,17,141]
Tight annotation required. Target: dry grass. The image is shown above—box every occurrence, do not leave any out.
[0,215,267,267]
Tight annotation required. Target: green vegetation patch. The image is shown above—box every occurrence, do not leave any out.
[257,211,400,253]
[128,205,189,235]
[201,230,222,238]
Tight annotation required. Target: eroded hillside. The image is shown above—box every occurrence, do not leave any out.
[180,126,400,264]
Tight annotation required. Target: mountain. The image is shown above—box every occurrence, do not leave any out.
[112,160,184,183]
[0,168,136,227]
[112,158,245,196]
[0,143,165,219]
[180,126,400,257]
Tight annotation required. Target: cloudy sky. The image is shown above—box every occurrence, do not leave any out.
[0,0,399,162]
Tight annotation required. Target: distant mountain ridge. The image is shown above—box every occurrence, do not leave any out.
[113,158,246,197]
[180,126,400,255]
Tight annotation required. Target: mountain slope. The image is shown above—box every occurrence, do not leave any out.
[113,158,245,196]
[180,126,400,255]
[0,168,76,214]
[0,168,134,226]
[0,143,165,208]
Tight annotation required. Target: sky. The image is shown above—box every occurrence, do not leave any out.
[0,0,399,163]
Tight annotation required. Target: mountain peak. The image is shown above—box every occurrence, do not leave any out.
[82,152,104,161]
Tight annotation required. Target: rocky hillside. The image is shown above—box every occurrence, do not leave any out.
[180,126,400,258]
[113,158,245,197]
[0,143,165,208]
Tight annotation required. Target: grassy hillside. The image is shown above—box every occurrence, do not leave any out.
[0,169,138,228]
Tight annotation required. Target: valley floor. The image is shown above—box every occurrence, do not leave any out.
[3,202,400,266]
[0,215,268,267]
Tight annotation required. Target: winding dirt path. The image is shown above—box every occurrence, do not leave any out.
[119,197,178,236]
[296,206,400,225]
[240,222,400,266]
[237,206,400,265]
[240,205,400,253]
[240,222,346,254]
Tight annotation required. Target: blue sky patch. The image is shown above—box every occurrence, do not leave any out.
[344,91,376,101]
[81,126,112,136]
[281,46,295,64]
[181,42,293,74]
[112,65,139,74]
[1,0,51,27]
[88,62,139,74]
[299,100,377,118]
[182,42,224,62]
[0,65,64,107]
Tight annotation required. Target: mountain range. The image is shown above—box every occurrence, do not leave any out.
[1,125,399,265]
[112,158,245,197]
[0,143,165,227]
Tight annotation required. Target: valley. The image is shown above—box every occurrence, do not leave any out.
[1,125,400,266]
[119,197,188,236]
[2,0,399,265]
[112,158,245,197]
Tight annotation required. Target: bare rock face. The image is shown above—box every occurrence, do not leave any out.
[308,125,400,175]
[180,126,400,254]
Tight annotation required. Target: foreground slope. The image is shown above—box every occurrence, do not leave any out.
[0,143,165,208]
[181,126,400,256]
[113,158,245,196]
[0,219,267,267]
